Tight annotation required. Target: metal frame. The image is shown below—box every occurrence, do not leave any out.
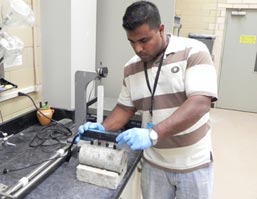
[75,70,98,130]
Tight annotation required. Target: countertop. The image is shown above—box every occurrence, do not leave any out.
[0,120,142,199]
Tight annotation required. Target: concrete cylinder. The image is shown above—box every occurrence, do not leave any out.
[79,144,127,173]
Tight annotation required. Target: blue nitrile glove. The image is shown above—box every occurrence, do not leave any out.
[78,122,105,134]
[116,128,152,150]
[146,122,155,129]
[75,122,105,143]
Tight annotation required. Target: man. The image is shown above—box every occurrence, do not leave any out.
[78,1,217,198]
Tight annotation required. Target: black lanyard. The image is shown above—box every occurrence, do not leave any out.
[143,51,165,116]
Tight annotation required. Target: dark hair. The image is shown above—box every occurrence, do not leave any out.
[122,1,161,31]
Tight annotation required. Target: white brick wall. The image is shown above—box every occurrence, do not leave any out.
[175,0,257,75]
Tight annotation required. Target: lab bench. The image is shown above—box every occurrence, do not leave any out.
[0,110,142,199]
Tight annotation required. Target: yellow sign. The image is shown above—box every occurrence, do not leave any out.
[240,35,256,44]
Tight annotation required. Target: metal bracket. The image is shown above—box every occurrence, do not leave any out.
[75,71,98,130]
[0,183,8,193]
[0,183,12,199]
[0,132,16,150]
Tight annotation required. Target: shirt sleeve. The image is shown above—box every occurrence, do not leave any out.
[185,43,218,101]
[117,78,136,107]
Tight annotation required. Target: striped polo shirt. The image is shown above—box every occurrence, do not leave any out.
[117,34,218,171]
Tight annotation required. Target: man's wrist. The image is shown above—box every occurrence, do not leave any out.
[149,129,158,146]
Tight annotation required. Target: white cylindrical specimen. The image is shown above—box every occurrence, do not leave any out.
[79,144,127,173]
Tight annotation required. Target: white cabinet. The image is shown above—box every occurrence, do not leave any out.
[120,166,142,199]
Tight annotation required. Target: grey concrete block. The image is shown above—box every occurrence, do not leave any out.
[76,163,127,189]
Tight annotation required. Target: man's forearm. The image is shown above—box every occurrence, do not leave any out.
[153,95,212,140]
[102,104,136,131]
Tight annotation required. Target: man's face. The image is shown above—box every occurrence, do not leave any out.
[126,24,165,62]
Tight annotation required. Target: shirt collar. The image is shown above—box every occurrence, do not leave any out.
[164,33,177,58]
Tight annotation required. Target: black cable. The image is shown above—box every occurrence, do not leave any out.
[65,133,80,162]
[29,123,72,150]
[18,92,72,135]
[18,92,72,151]
[2,156,65,174]
[87,77,96,102]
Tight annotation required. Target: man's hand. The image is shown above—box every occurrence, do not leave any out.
[75,122,105,143]
[116,128,152,150]
[78,122,105,134]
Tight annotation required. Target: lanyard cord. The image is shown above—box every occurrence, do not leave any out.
[143,51,165,116]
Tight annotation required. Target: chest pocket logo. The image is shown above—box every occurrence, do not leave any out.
[171,66,180,73]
